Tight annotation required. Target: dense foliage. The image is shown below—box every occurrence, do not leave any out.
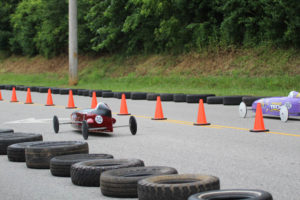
[0,0,299,57]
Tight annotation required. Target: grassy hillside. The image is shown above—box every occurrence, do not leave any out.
[0,46,300,96]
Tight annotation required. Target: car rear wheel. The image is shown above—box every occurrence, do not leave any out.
[129,116,137,135]
[53,115,59,133]
[280,105,288,122]
[82,120,89,140]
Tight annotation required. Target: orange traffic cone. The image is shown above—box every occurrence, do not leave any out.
[91,91,98,109]
[194,99,210,126]
[24,88,33,104]
[118,93,131,115]
[250,103,269,132]
[66,90,77,109]
[45,88,54,106]
[152,96,167,120]
[0,90,3,101]
[10,87,18,102]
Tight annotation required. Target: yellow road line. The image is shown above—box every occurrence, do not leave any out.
[268,131,300,137]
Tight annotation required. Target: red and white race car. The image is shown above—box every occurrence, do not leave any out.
[53,102,137,140]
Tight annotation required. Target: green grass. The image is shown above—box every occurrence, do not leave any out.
[0,73,68,87]
[0,72,298,96]
[0,46,300,97]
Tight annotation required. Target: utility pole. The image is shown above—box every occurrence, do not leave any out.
[69,0,78,85]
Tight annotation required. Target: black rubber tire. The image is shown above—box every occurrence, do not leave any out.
[146,93,159,101]
[137,174,220,200]
[53,115,59,133]
[114,92,131,99]
[242,96,266,107]
[50,153,114,177]
[71,159,145,187]
[7,141,44,162]
[20,86,27,91]
[70,89,78,95]
[173,94,186,102]
[100,166,178,198]
[83,90,90,96]
[207,96,224,104]
[160,93,174,101]
[129,116,137,135]
[51,88,60,94]
[113,92,119,98]
[0,85,5,89]
[131,92,147,100]
[29,86,38,92]
[59,88,69,95]
[0,133,43,155]
[188,189,273,200]
[77,89,84,96]
[89,90,103,97]
[16,85,24,91]
[186,94,215,103]
[223,96,244,105]
[25,141,89,169]
[5,85,15,90]
[82,121,89,140]
[0,129,14,134]
[38,87,49,93]
[102,92,114,98]
[101,90,112,97]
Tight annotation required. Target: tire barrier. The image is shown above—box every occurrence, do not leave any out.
[131,92,147,100]
[100,166,178,198]
[5,85,15,90]
[138,174,220,200]
[0,129,14,134]
[70,89,78,95]
[242,96,266,106]
[113,92,119,98]
[59,89,69,95]
[223,96,245,105]
[38,87,49,93]
[50,153,114,177]
[186,94,215,103]
[147,93,159,101]
[188,189,273,200]
[0,133,43,155]
[51,88,60,94]
[102,92,114,98]
[89,90,103,97]
[7,141,44,162]
[1,84,270,109]
[71,159,144,187]
[77,89,84,96]
[114,92,131,99]
[25,141,89,169]
[16,85,25,91]
[173,93,186,102]
[83,90,90,96]
[160,93,174,101]
[28,86,38,92]
[207,96,224,104]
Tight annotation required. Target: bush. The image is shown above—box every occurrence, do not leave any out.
[10,0,43,56]
[3,0,300,56]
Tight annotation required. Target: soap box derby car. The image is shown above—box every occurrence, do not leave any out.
[239,91,300,122]
[53,102,137,139]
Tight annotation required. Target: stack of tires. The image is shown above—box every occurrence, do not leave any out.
[0,129,273,200]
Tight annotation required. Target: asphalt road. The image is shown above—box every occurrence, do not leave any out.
[0,90,299,200]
